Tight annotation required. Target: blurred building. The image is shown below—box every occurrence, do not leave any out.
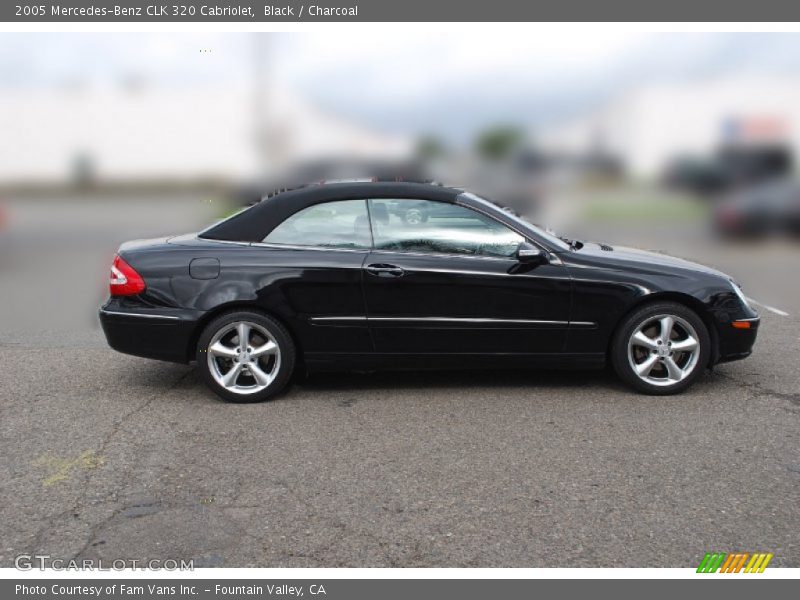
[540,75,800,179]
[0,83,412,187]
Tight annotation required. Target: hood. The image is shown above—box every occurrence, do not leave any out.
[574,242,729,279]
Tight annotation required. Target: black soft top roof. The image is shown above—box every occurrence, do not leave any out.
[201,182,462,242]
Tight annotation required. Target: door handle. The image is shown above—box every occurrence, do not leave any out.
[365,263,405,278]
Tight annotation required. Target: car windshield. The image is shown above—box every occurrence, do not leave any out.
[459,192,572,251]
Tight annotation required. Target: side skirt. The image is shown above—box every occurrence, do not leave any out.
[303,352,606,372]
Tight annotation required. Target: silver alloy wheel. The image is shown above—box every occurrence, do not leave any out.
[627,313,700,387]
[207,321,281,395]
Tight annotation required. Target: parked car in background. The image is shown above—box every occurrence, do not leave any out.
[714,179,800,239]
[664,145,793,197]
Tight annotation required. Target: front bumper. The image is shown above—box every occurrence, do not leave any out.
[716,316,760,364]
[99,301,200,363]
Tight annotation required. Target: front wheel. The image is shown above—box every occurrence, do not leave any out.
[611,301,710,395]
[196,310,295,403]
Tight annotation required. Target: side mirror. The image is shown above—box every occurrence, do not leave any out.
[516,242,547,265]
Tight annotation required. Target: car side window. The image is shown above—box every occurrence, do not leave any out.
[263,199,371,249]
[368,199,524,258]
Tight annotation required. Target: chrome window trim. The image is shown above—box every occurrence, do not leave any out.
[374,263,570,280]
[369,248,517,264]
[245,242,554,266]
[250,241,370,253]
[199,196,563,264]
[205,197,562,265]
[100,309,181,321]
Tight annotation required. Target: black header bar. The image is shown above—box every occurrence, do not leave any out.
[4,0,800,22]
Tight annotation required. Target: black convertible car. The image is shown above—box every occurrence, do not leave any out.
[100,182,759,402]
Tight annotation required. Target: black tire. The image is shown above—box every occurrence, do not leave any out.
[196,310,296,403]
[611,301,710,395]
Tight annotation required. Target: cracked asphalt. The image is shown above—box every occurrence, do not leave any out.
[0,195,798,567]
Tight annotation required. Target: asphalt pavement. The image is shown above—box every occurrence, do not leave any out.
[0,194,797,568]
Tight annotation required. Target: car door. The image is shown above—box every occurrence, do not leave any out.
[363,198,572,354]
[251,198,373,355]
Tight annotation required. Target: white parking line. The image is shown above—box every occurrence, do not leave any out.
[746,298,790,317]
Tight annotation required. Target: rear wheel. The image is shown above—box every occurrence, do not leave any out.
[196,310,295,403]
[611,301,710,395]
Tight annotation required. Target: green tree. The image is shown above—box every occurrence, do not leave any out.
[415,135,448,161]
[475,126,525,161]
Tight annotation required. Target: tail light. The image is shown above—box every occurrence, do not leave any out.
[109,254,145,296]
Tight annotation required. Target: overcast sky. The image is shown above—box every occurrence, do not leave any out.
[3,31,800,143]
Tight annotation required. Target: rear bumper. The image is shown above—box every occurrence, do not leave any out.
[716,316,760,364]
[99,302,200,363]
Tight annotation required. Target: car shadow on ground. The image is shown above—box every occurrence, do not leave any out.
[295,367,622,393]
[132,360,734,402]
[136,359,637,400]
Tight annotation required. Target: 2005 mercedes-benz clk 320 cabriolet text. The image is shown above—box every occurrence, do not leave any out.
[99,182,759,402]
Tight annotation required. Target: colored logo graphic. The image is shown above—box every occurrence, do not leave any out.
[697,552,773,573]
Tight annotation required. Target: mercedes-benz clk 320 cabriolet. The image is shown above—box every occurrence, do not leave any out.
[99,182,759,402]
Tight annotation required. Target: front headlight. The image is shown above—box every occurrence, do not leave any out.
[730,280,751,309]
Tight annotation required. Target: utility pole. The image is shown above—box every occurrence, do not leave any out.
[252,32,286,179]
